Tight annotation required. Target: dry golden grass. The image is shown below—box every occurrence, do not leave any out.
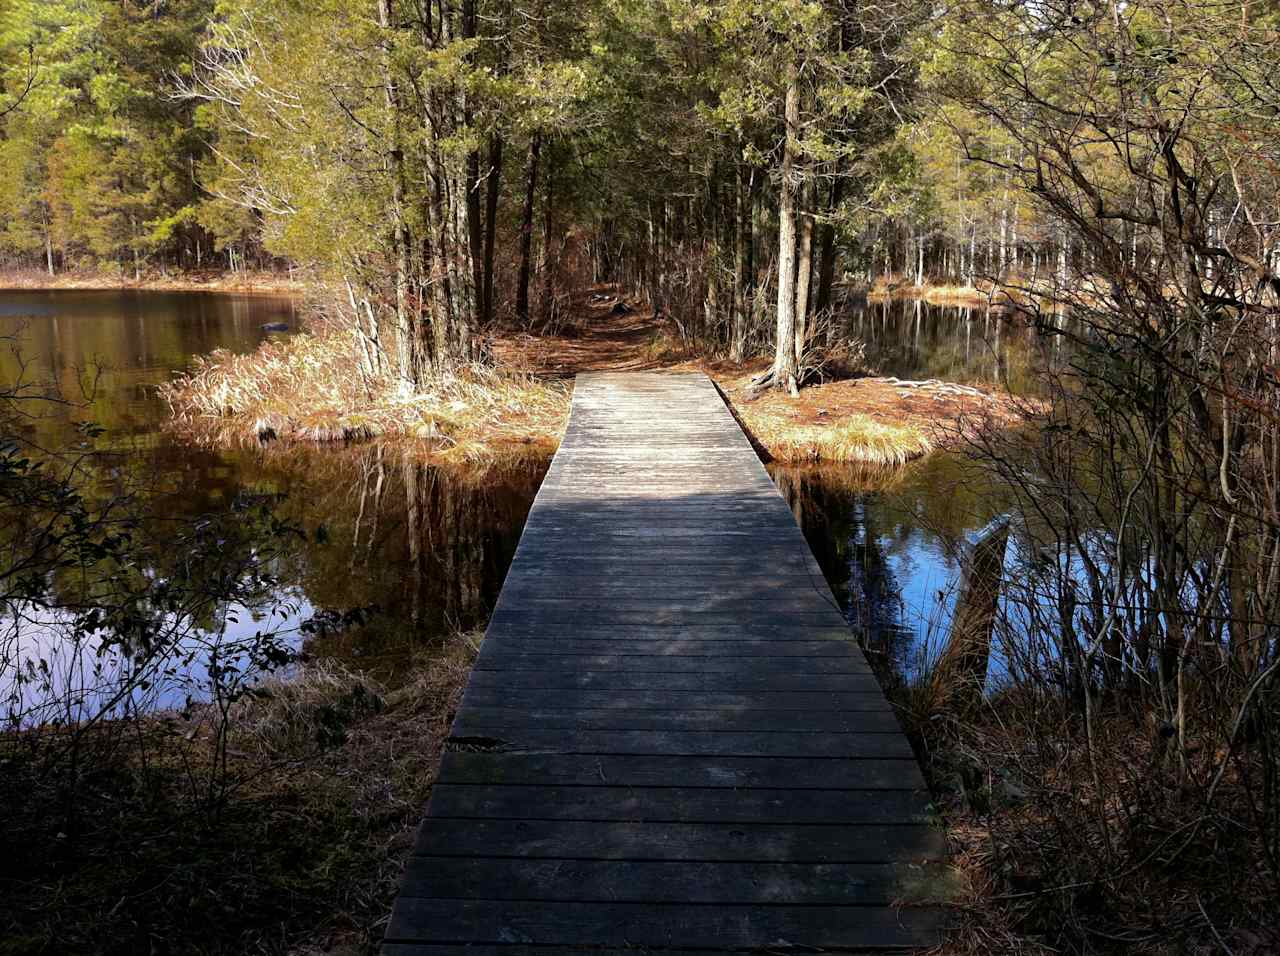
[161,329,570,463]
[2,634,480,954]
[739,407,934,465]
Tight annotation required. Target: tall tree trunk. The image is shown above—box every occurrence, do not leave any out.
[379,0,417,387]
[814,176,843,318]
[481,133,503,326]
[772,58,800,395]
[793,182,814,368]
[539,154,555,327]
[515,133,541,325]
[731,158,751,362]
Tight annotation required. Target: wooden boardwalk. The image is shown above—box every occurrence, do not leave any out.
[384,372,949,953]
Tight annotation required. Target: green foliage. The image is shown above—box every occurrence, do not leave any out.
[0,0,217,271]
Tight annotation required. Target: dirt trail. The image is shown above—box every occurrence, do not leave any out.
[492,287,676,376]
[492,285,1034,465]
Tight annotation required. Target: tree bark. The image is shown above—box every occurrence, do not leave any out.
[539,152,555,327]
[378,0,416,388]
[481,133,503,326]
[772,58,801,395]
[793,182,814,368]
[814,176,843,318]
[516,133,541,325]
[731,158,752,362]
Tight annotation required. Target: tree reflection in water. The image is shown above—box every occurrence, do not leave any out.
[769,454,1006,686]
[243,445,547,677]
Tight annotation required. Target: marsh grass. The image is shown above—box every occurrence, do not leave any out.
[736,404,934,465]
[161,329,570,463]
[1,637,478,955]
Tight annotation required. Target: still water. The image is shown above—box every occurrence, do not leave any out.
[847,295,1057,395]
[2,291,1007,718]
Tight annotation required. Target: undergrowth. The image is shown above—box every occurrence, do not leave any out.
[0,639,476,955]
[877,661,1280,954]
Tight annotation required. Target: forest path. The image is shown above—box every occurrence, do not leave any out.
[492,285,687,376]
[383,371,951,952]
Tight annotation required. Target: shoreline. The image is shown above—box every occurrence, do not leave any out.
[159,289,1033,468]
[0,268,309,296]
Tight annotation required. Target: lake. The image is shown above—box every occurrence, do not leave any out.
[1,290,1012,722]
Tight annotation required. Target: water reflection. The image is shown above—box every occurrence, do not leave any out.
[0,289,297,443]
[2,291,544,722]
[246,446,545,673]
[770,455,1009,683]
[844,297,1055,395]
[5,290,1048,706]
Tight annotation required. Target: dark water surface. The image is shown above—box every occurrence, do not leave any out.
[2,291,543,721]
[3,291,1011,714]
[847,295,1066,396]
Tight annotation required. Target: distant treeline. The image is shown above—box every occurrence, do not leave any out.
[3,2,1278,383]
[0,0,271,276]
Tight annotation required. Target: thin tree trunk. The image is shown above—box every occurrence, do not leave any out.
[814,176,843,318]
[515,133,541,325]
[481,133,503,326]
[379,0,418,386]
[731,158,751,362]
[539,154,555,327]
[793,182,814,368]
[772,58,800,395]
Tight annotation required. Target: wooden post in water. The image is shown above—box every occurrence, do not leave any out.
[933,518,1010,708]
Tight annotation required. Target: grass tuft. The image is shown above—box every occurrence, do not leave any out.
[743,412,934,466]
[161,329,570,463]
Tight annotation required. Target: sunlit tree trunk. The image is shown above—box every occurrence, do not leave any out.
[481,133,503,326]
[771,59,800,395]
[539,155,555,326]
[731,158,751,362]
[379,0,417,389]
[793,180,814,368]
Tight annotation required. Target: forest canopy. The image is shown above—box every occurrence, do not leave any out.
[3,0,1278,390]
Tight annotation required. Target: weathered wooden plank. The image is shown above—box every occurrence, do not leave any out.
[490,597,847,616]
[465,668,886,692]
[453,707,905,734]
[487,611,846,627]
[384,947,721,956]
[412,818,946,862]
[478,622,856,640]
[445,729,915,758]
[385,899,947,949]
[435,752,928,789]
[461,687,891,711]
[478,637,863,657]
[497,579,834,598]
[471,654,866,675]
[426,784,932,824]
[398,857,956,905]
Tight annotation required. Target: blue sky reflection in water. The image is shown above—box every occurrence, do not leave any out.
[770,453,1016,687]
[1,290,542,726]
